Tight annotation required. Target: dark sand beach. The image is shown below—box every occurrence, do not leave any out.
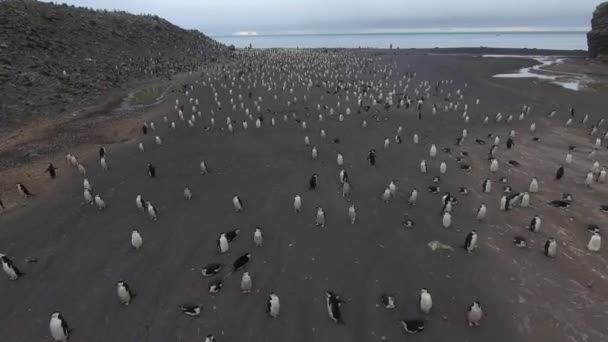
[1,49,607,342]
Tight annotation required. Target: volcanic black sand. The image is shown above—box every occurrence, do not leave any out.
[1,49,607,342]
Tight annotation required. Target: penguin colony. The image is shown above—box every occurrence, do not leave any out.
[1,49,607,341]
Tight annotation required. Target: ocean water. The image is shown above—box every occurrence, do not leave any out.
[214,32,587,50]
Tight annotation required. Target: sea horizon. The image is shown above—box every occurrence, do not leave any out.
[213,31,588,51]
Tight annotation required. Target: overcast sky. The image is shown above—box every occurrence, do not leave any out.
[45,0,603,35]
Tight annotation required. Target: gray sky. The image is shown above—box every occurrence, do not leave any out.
[45,0,604,35]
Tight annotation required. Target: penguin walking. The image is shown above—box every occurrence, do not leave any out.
[183,186,193,200]
[94,195,106,210]
[241,272,253,293]
[482,179,491,193]
[218,233,229,254]
[476,204,487,221]
[465,230,478,252]
[316,207,325,227]
[326,291,344,324]
[419,288,433,314]
[1,254,24,280]
[233,195,243,212]
[135,195,145,212]
[585,172,594,187]
[467,302,483,326]
[408,189,418,206]
[233,252,252,272]
[309,174,318,190]
[529,177,539,193]
[367,149,376,166]
[142,123,148,135]
[342,181,351,197]
[200,161,208,174]
[146,202,157,221]
[420,160,427,174]
[17,183,32,198]
[311,146,318,160]
[544,238,557,257]
[84,189,94,205]
[500,195,508,211]
[389,180,397,196]
[381,188,391,203]
[348,205,356,224]
[294,195,302,212]
[77,163,86,175]
[45,163,58,179]
[147,164,156,178]
[529,215,541,232]
[83,178,92,191]
[556,165,564,180]
[154,135,162,145]
[587,232,601,252]
[131,230,143,249]
[336,153,344,166]
[267,293,280,318]
[339,169,348,184]
[100,157,109,171]
[116,280,136,305]
[442,212,451,228]
[254,228,263,247]
[49,312,71,342]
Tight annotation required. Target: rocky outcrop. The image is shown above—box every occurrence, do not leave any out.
[0,0,229,132]
[588,2,608,59]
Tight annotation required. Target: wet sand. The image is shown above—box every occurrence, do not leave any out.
[0,49,607,342]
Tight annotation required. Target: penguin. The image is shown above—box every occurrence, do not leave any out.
[490,158,498,172]
[1,254,24,280]
[599,168,607,183]
[428,185,440,194]
[482,179,491,193]
[178,303,201,317]
[233,195,243,212]
[17,183,31,198]
[267,293,281,318]
[100,156,109,171]
[146,163,156,178]
[476,204,487,221]
[146,201,157,221]
[200,161,208,174]
[413,134,419,144]
[135,195,145,212]
[529,178,539,193]
[429,144,437,158]
[84,189,93,205]
[77,163,86,175]
[367,149,376,166]
[225,228,240,242]
[585,172,594,187]
[381,188,391,202]
[294,195,302,212]
[233,252,252,271]
[342,181,351,197]
[529,215,541,232]
[348,205,356,224]
[401,319,425,334]
[94,195,106,210]
[336,153,344,166]
[326,291,344,324]
[82,178,92,191]
[182,186,193,200]
[500,195,508,211]
[433,175,441,183]
[459,187,469,195]
[316,207,325,227]
[520,192,530,207]
[513,236,528,248]
[204,335,216,342]
[116,280,136,305]
[154,136,162,145]
[209,278,223,294]
[565,152,573,164]
[201,263,223,277]
[464,230,478,252]
[309,174,318,190]
[409,189,418,206]
[380,293,395,309]
[419,288,433,314]
[0,198,4,209]
[131,230,142,249]
[45,163,58,179]
[420,160,427,174]
[384,138,390,149]
[544,238,557,257]
[439,162,447,174]
[241,272,252,293]
[587,232,601,252]
[388,180,397,196]
[442,212,451,228]
[506,137,514,149]
[218,233,229,253]
[311,146,318,159]
[467,302,483,326]
[556,165,564,180]
[254,228,263,247]
[141,123,148,135]
[49,312,71,342]
[339,169,348,184]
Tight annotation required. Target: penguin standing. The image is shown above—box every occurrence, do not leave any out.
[311,146,318,160]
[84,189,93,205]
[464,230,478,252]
[336,153,344,166]
[142,123,148,135]
[268,293,280,318]
[529,178,539,193]
[348,205,356,224]
[440,162,447,174]
[429,144,437,158]
[381,188,391,202]
[309,174,318,190]
[131,230,143,249]
[500,195,507,211]
[420,160,427,174]
[17,183,32,198]
[442,212,451,228]
[339,169,348,184]
[135,195,145,212]
[241,272,253,293]
[367,149,376,166]
[467,302,483,326]
[233,195,244,212]
[476,204,487,221]
[83,178,92,191]
[94,194,106,210]
[183,187,192,200]
[147,164,156,178]
[556,165,564,180]
[218,233,229,253]
[482,179,491,193]
[116,280,136,305]
[529,215,541,232]
[1,254,24,280]
[253,228,263,247]
[99,146,106,159]
[506,137,514,149]
[146,202,157,221]
[587,232,601,252]
[326,291,344,324]
[100,157,109,171]
[49,312,71,342]
[419,288,433,314]
[45,163,58,179]
[520,192,530,207]
[342,181,351,197]
[294,195,302,212]
[316,207,325,227]
[585,172,594,187]
[408,189,418,206]
[544,238,557,257]
[490,159,498,172]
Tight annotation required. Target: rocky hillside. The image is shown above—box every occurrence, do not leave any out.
[588,1,608,59]
[0,0,229,132]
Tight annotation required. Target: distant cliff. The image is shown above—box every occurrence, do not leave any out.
[0,0,229,131]
[588,2,608,59]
